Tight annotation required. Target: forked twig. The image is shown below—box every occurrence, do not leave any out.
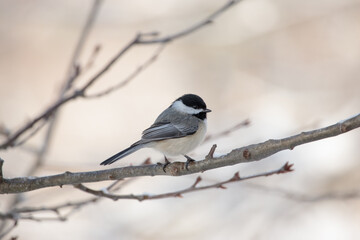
[0,0,244,150]
[74,162,294,201]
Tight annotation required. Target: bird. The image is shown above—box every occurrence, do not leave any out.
[100,94,211,170]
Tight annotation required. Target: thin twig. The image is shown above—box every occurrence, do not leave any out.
[204,119,250,143]
[245,183,360,202]
[138,0,241,44]
[84,44,102,70]
[74,162,293,201]
[64,0,103,91]
[12,120,48,148]
[0,34,138,150]
[0,1,104,235]
[85,43,166,98]
[205,144,217,159]
[0,0,243,150]
[0,177,137,224]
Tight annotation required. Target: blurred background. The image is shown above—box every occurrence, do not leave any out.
[1,0,360,239]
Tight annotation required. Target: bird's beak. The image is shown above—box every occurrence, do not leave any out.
[203,109,212,113]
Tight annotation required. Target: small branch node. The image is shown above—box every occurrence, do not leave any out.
[191,176,202,188]
[175,193,183,198]
[142,157,152,165]
[340,123,349,133]
[279,162,294,174]
[206,144,217,159]
[243,149,251,159]
[230,172,241,181]
[74,89,85,97]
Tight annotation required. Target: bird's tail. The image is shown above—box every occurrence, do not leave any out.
[100,142,144,165]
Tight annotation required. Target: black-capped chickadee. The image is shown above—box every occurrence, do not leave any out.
[100,94,211,170]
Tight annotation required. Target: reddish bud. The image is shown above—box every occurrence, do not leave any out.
[230,172,241,181]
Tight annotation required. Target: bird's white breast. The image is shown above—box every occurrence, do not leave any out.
[151,120,207,156]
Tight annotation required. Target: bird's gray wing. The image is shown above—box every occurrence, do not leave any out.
[141,121,198,141]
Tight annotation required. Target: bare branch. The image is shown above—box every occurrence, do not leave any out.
[84,44,102,70]
[12,120,48,148]
[0,177,137,224]
[137,0,242,44]
[1,114,358,194]
[84,43,166,98]
[246,183,360,202]
[204,119,250,143]
[0,0,240,150]
[63,0,103,91]
[74,162,293,201]
[0,2,104,235]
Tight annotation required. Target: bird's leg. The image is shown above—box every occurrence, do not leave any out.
[184,155,195,171]
[157,156,170,173]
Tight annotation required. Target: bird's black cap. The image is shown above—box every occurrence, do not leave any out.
[176,94,207,110]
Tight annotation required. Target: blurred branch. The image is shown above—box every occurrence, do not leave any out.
[26,0,103,171]
[246,183,360,202]
[137,0,241,44]
[0,179,132,223]
[203,118,250,143]
[74,162,293,201]
[0,0,242,150]
[0,160,147,228]
[0,1,104,236]
[1,113,359,194]
[0,221,17,240]
[85,43,166,98]
[84,44,102,71]
[0,198,97,222]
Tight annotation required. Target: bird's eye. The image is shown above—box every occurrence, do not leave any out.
[192,105,198,109]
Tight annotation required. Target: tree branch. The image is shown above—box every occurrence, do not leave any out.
[0,0,242,150]
[0,179,133,223]
[203,118,250,143]
[0,113,358,194]
[84,43,166,98]
[74,162,293,201]
[246,183,360,202]
[137,0,241,44]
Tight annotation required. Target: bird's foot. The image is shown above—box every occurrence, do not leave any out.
[184,155,195,171]
[157,156,170,173]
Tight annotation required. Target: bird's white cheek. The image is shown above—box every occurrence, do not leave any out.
[171,100,203,114]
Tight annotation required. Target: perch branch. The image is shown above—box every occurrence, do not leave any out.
[0,113,358,194]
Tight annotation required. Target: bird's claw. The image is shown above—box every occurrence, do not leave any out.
[184,155,195,171]
[157,156,170,173]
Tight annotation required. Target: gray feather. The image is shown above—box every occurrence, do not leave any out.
[140,107,200,143]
